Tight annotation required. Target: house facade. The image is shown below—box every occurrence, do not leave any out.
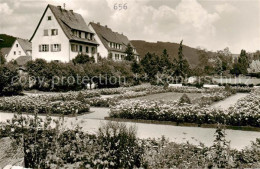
[6,39,32,62]
[30,5,99,62]
[89,22,139,61]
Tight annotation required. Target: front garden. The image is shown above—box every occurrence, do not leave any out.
[109,88,260,128]
[0,115,259,168]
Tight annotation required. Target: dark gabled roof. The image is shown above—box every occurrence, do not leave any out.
[17,38,32,52]
[0,47,11,56]
[15,56,32,66]
[30,4,98,45]
[89,22,137,53]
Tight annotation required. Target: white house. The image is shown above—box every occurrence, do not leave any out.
[6,38,32,62]
[89,22,139,61]
[30,4,99,62]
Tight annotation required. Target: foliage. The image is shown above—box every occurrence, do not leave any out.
[0,51,6,64]
[125,43,135,61]
[174,40,190,77]
[25,59,134,91]
[179,94,191,105]
[231,50,250,75]
[72,53,95,64]
[81,122,144,168]
[0,90,98,114]
[0,63,23,96]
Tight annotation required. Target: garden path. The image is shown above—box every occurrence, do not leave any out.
[211,93,250,110]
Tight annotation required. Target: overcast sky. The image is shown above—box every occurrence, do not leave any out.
[0,0,259,53]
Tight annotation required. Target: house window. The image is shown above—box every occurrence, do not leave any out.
[51,44,61,52]
[48,16,51,20]
[19,51,21,55]
[115,54,120,60]
[14,51,16,55]
[79,45,83,52]
[51,29,58,36]
[121,55,124,60]
[86,46,89,53]
[39,44,49,52]
[71,44,78,52]
[44,29,48,36]
[16,44,18,47]
[91,47,96,54]
[79,32,81,38]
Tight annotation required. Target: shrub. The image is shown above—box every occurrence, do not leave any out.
[0,63,22,96]
[179,94,191,105]
[81,122,145,168]
[72,53,95,64]
[25,59,134,91]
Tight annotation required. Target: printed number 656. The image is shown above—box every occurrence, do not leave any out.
[114,3,127,10]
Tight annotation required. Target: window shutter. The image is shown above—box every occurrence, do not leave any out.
[51,44,53,52]
[56,29,58,35]
[46,45,49,52]
[39,45,41,52]
[59,44,61,51]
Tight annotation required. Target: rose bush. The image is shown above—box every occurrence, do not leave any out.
[110,89,260,127]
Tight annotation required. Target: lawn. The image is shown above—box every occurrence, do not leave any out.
[131,92,202,102]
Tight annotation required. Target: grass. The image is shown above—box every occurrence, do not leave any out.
[131,92,202,102]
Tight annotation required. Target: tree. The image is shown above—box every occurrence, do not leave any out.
[72,53,95,64]
[197,48,215,75]
[131,60,142,74]
[0,51,6,64]
[215,47,233,74]
[231,49,249,75]
[159,49,171,69]
[141,52,160,80]
[174,40,190,77]
[125,43,134,61]
[252,50,260,61]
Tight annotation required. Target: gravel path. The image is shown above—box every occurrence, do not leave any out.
[211,93,250,110]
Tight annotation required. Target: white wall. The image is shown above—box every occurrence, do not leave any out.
[6,40,27,62]
[111,51,126,61]
[89,24,108,58]
[69,43,98,62]
[31,8,70,62]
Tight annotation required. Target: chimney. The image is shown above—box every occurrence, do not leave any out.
[105,25,108,28]
[97,22,100,25]
[57,6,62,10]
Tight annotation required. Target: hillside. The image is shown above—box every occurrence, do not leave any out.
[131,40,208,67]
[0,34,16,48]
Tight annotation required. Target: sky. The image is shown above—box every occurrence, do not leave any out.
[0,0,259,54]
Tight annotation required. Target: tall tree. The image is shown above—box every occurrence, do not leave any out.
[159,49,171,69]
[237,49,249,75]
[125,43,134,61]
[175,40,190,77]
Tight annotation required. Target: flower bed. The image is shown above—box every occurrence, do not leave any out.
[110,90,260,127]
[227,92,260,127]
[0,95,91,115]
